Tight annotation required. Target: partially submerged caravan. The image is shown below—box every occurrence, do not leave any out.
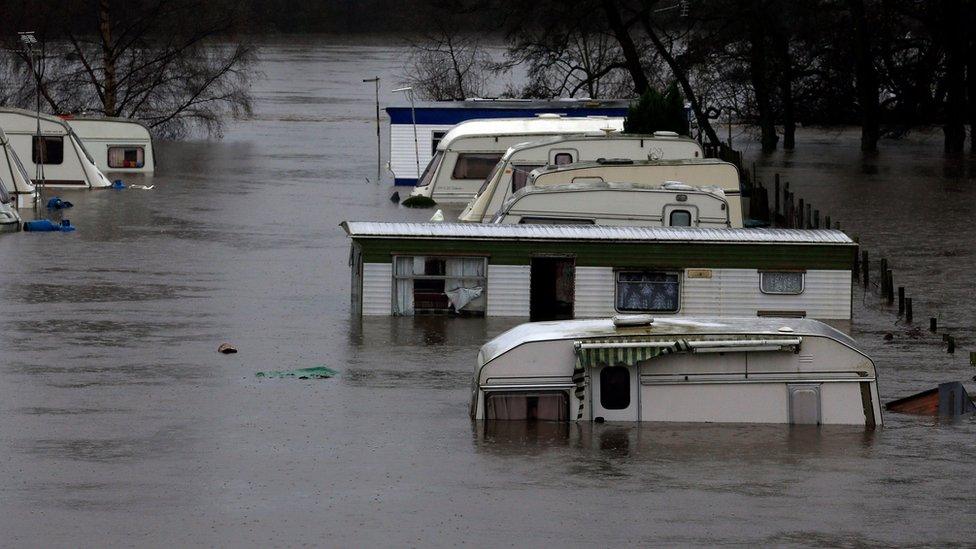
[470,316,882,426]
[409,115,624,204]
[343,222,856,331]
[0,127,35,207]
[65,117,155,175]
[0,175,22,231]
[0,108,111,188]
[523,158,744,226]
[459,133,704,223]
[490,181,733,227]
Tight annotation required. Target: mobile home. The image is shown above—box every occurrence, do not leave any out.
[343,222,855,330]
[408,115,625,204]
[386,98,630,186]
[491,181,734,227]
[65,117,155,174]
[0,127,35,207]
[470,316,882,426]
[524,159,744,226]
[458,133,704,223]
[0,108,111,188]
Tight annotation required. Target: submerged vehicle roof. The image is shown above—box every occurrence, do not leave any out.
[436,115,624,151]
[341,221,853,245]
[479,316,862,365]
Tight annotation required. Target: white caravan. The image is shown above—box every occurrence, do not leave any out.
[65,117,155,175]
[0,127,36,208]
[0,174,22,231]
[410,115,624,203]
[491,181,735,227]
[459,133,704,222]
[470,316,882,426]
[524,159,743,227]
[0,108,111,188]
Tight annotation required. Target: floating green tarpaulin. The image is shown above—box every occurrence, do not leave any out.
[256,366,338,379]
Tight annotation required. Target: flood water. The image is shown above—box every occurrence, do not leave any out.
[1,36,974,546]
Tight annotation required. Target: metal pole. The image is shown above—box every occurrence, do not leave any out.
[363,77,380,183]
[409,90,419,183]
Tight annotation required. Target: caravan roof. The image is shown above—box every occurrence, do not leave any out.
[435,116,624,151]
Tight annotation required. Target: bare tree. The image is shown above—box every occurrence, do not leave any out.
[1,0,255,138]
[402,22,492,101]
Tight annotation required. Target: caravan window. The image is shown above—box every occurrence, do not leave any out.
[32,136,64,165]
[553,152,574,165]
[108,146,145,168]
[615,271,680,312]
[600,367,631,410]
[485,391,568,421]
[452,153,503,180]
[760,271,804,294]
[393,255,487,315]
[431,131,447,154]
[416,151,443,188]
[669,210,692,226]
[511,164,543,194]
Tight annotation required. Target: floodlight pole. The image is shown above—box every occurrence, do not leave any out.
[363,77,380,183]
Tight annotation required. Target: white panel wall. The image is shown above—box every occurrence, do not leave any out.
[574,267,615,318]
[486,265,531,317]
[681,269,851,319]
[362,263,392,315]
[390,124,453,180]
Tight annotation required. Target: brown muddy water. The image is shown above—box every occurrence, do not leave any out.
[1,36,974,547]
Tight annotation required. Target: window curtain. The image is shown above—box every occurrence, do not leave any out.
[393,256,415,315]
[445,258,484,311]
[108,148,126,168]
[486,394,528,420]
[616,272,679,311]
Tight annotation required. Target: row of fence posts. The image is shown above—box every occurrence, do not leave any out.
[764,171,962,357]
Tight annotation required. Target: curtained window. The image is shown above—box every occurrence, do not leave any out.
[452,153,503,180]
[108,146,145,168]
[760,271,804,294]
[510,164,543,194]
[393,255,486,315]
[485,391,568,421]
[615,271,680,312]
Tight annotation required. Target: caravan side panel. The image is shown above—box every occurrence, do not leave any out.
[680,269,851,319]
[362,262,392,315]
[574,267,615,317]
[486,265,530,317]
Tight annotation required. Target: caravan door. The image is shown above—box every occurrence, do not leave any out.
[590,364,639,421]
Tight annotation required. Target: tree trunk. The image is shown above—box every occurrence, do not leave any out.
[748,11,778,152]
[847,0,880,152]
[969,32,975,154]
[773,27,795,150]
[638,13,721,147]
[98,0,117,116]
[601,0,650,95]
[942,0,966,155]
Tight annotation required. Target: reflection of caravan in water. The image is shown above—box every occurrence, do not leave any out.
[0,127,35,207]
[459,133,704,223]
[410,115,624,203]
[65,117,155,175]
[0,108,111,188]
[491,181,734,227]
[470,316,882,426]
[523,159,744,227]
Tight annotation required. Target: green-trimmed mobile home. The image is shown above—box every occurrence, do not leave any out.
[342,222,856,328]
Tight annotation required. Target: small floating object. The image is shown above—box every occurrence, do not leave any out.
[128,184,154,190]
[389,191,400,203]
[401,195,436,208]
[45,197,73,209]
[256,366,337,379]
[111,179,126,190]
[23,219,75,232]
[429,209,444,222]
[885,382,976,417]
[217,343,238,354]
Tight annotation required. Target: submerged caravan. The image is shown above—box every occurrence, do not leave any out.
[343,222,856,330]
[470,316,882,426]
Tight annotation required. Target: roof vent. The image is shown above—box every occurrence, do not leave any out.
[613,314,655,327]
[596,158,634,165]
[536,113,563,119]
[778,326,795,333]
[653,130,680,137]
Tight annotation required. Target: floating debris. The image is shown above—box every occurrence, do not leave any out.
[401,195,436,208]
[23,219,75,232]
[112,180,126,190]
[45,197,73,209]
[389,191,400,203]
[217,343,238,354]
[885,382,975,417]
[256,366,337,379]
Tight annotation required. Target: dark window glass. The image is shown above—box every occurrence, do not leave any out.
[485,392,569,421]
[431,131,447,155]
[553,152,574,165]
[616,271,680,312]
[32,136,64,165]
[669,210,692,226]
[511,164,543,194]
[600,366,630,410]
[452,153,503,179]
[416,151,443,188]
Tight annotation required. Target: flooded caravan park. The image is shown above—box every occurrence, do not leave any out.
[0,36,974,546]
